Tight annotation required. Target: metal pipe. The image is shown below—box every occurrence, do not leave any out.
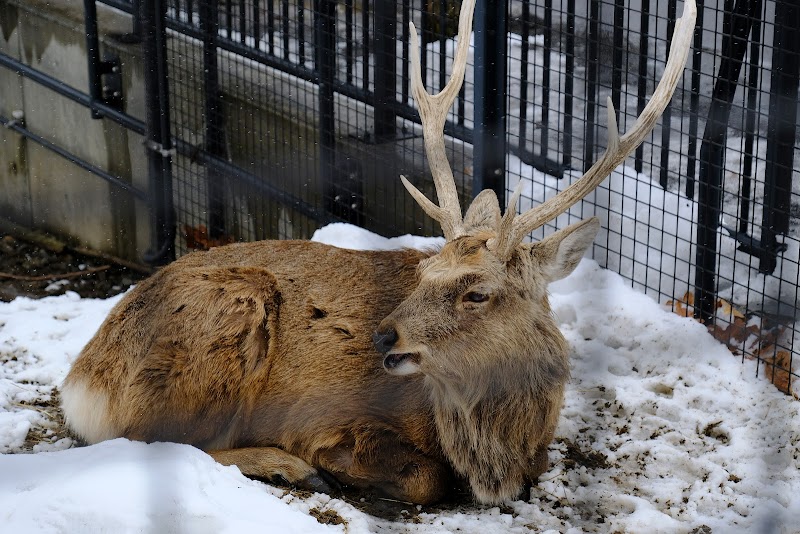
[84,0,104,119]
[563,0,576,169]
[373,0,398,142]
[584,0,600,171]
[0,114,148,201]
[634,0,651,173]
[141,0,175,265]
[759,0,799,274]
[200,0,227,239]
[694,0,757,321]
[473,0,508,204]
[315,0,337,219]
[0,53,143,133]
[658,0,677,189]
[685,0,705,198]
[739,0,763,235]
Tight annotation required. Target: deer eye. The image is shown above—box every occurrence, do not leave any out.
[463,291,490,303]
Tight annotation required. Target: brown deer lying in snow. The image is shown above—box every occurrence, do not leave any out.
[61,0,695,505]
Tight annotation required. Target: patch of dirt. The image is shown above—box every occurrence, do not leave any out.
[308,507,347,526]
[19,387,72,451]
[0,233,149,301]
[559,438,610,470]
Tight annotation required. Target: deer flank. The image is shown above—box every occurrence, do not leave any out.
[61,0,696,505]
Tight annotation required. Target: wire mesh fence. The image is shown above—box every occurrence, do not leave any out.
[97,0,798,395]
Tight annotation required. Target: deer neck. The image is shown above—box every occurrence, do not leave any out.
[425,337,569,504]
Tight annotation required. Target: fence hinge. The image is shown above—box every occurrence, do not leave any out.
[144,139,176,158]
[97,54,124,112]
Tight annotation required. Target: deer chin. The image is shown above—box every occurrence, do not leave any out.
[383,351,422,376]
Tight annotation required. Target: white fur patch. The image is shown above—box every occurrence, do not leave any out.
[384,358,421,376]
[60,378,117,444]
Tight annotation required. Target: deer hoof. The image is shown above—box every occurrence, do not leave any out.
[296,468,341,495]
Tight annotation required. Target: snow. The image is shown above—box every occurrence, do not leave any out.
[1,221,798,533]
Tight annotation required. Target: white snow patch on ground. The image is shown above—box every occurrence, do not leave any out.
[0,224,798,533]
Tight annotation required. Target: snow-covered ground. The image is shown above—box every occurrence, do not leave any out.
[1,222,798,533]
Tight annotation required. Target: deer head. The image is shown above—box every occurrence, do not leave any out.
[374,0,697,384]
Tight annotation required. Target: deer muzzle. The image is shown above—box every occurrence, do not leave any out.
[373,324,423,376]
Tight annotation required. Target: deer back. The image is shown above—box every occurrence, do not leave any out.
[62,241,439,452]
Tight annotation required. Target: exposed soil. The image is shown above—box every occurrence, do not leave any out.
[0,233,149,302]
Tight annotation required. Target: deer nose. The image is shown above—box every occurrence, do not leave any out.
[372,328,398,354]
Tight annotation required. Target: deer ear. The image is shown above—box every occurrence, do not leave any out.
[463,189,501,233]
[528,217,600,283]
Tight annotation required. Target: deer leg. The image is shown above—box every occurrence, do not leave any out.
[315,432,453,505]
[531,444,550,480]
[209,447,338,494]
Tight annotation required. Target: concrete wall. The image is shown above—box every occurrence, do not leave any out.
[0,0,150,262]
[0,0,468,261]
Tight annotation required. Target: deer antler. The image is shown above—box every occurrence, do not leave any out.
[400,0,477,241]
[489,0,697,259]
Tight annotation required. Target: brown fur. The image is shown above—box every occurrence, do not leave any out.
[61,0,694,502]
[61,218,599,505]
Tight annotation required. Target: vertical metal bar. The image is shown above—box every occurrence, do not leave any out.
[298,0,306,64]
[200,0,227,239]
[694,0,755,321]
[132,0,143,37]
[473,0,507,204]
[541,0,552,157]
[519,0,530,153]
[141,0,176,265]
[315,0,337,216]
[739,0,762,235]
[421,0,431,89]
[584,0,600,171]
[225,0,234,38]
[267,0,275,54]
[438,0,447,92]
[658,0,676,189]
[238,0,246,42]
[457,79,466,127]
[345,0,354,84]
[457,13,466,129]
[374,0,397,141]
[84,0,104,119]
[252,0,261,49]
[362,0,370,91]
[401,0,410,105]
[611,0,624,133]
[282,0,290,60]
[685,0,705,198]
[634,0,650,172]
[563,0,575,168]
[759,0,800,274]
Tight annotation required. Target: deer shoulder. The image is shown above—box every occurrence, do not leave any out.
[61,0,696,506]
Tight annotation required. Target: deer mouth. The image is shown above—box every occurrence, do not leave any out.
[383,352,421,376]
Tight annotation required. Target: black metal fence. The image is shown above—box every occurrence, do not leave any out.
[0,0,797,394]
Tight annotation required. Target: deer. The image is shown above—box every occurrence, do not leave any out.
[61,0,695,506]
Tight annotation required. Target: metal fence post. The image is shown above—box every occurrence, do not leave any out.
[200,0,228,240]
[473,0,507,205]
[373,0,397,142]
[693,0,756,322]
[84,0,123,119]
[759,0,799,274]
[315,0,337,219]
[141,0,176,265]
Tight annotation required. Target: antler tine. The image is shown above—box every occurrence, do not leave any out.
[402,0,477,241]
[495,0,696,255]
